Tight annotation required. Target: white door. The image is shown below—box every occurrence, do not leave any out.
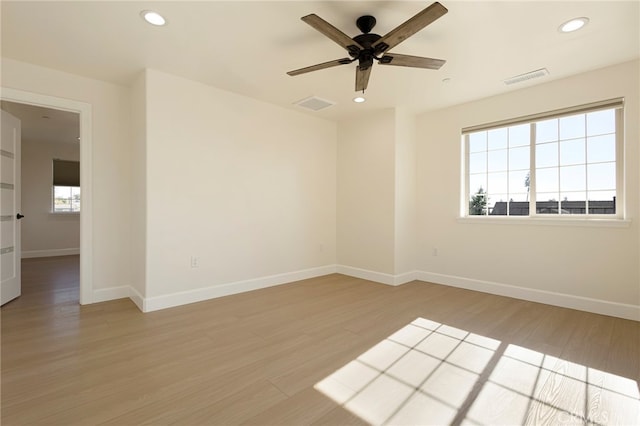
[1,110,22,305]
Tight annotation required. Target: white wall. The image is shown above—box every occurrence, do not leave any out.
[21,138,79,256]
[416,60,639,312]
[337,110,396,275]
[394,108,417,276]
[143,69,337,303]
[129,70,147,303]
[2,58,132,293]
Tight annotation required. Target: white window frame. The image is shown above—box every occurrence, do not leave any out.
[461,98,625,223]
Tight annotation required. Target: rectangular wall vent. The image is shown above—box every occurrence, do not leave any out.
[504,68,549,85]
[294,96,336,111]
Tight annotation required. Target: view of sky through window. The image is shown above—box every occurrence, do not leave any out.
[466,107,617,216]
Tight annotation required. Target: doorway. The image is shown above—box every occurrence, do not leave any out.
[1,88,92,305]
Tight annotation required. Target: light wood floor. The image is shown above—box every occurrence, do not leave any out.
[2,256,639,425]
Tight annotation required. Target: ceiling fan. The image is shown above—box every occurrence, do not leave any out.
[287,2,448,93]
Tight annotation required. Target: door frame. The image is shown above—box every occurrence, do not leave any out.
[1,87,93,305]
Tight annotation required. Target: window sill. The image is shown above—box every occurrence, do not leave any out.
[457,216,631,228]
[50,211,80,216]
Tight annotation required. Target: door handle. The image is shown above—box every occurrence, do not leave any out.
[16,213,24,220]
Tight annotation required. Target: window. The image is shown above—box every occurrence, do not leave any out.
[463,99,623,218]
[52,159,80,213]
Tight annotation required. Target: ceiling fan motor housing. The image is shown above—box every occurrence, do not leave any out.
[352,31,382,70]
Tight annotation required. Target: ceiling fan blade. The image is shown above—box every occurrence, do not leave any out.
[287,58,353,76]
[355,65,372,92]
[373,2,448,54]
[301,14,363,55]
[378,53,445,69]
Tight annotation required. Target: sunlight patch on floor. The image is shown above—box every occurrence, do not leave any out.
[314,318,640,425]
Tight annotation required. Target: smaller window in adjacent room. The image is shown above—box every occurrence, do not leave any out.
[462,99,623,219]
[52,159,80,213]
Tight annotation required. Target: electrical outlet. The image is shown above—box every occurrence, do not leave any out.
[190,256,199,268]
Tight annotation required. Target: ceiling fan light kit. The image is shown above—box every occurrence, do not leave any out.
[287,1,448,93]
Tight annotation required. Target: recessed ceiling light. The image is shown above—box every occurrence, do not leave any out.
[353,96,366,103]
[559,17,589,33]
[141,10,166,26]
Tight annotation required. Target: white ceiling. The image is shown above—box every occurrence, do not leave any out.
[1,101,79,145]
[1,1,639,122]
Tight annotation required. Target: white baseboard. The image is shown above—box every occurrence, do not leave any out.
[92,286,129,303]
[335,265,419,286]
[417,271,640,322]
[139,265,338,313]
[22,248,80,258]
[336,265,396,285]
[86,264,637,321]
[128,286,145,312]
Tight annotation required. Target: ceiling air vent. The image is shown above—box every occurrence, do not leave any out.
[503,68,549,85]
[294,96,336,111]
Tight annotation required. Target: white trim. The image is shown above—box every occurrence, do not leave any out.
[122,264,637,321]
[93,286,129,303]
[334,265,419,286]
[139,265,338,313]
[128,286,145,312]
[336,265,396,285]
[394,271,420,286]
[457,216,631,228]
[1,87,93,304]
[462,97,624,134]
[22,248,79,258]
[417,271,640,322]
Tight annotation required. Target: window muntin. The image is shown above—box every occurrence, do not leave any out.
[463,99,622,218]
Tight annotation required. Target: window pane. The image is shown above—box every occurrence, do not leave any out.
[560,165,586,192]
[561,191,586,215]
[560,196,586,215]
[509,146,529,170]
[535,119,558,143]
[508,199,529,216]
[509,170,530,194]
[588,191,616,214]
[487,149,507,172]
[469,152,487,174]
[587,109,615,136]
[53,185,80,212]
[559,138,585,166]
[488,128,508,150]
[488,194,508,216]
[469,132,487,153]
[469,188,487,215]
[488,172,508,194]
[559,114,585,140]
[536,196,559,214]
[561,191,586,201]
[508,124,530,147]
[536,168,559,192]
[536,142,558,168]
[587,134,615,163]
[587,162,616,190]
[469,174,486,197]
